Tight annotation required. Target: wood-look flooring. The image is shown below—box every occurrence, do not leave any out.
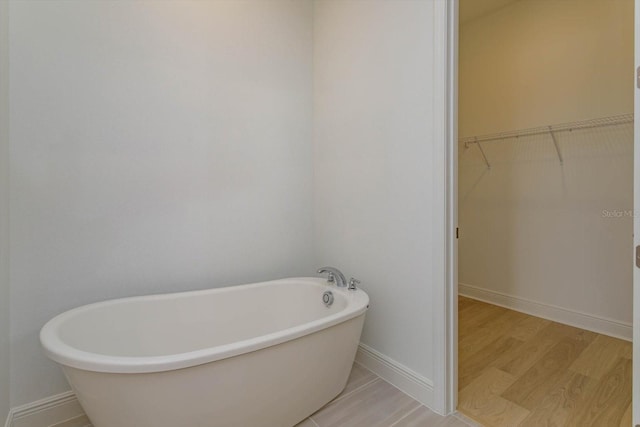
[458,296,632,427]
[53,363,479,427]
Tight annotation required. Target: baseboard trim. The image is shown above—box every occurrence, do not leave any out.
[4,347,436,426]
[459,283,632,341]
[355,343,435,410]
[7,391,84,427]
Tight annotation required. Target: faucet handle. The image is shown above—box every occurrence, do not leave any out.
[318,268,336,285]
[348,278,360,291]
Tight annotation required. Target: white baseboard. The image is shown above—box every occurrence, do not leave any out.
[4,347,437,426]
[355,343,435,410]
[459,283,632,341]
[5,391,84,427]
[3,348,436,427]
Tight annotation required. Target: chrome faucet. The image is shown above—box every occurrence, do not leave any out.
[317,267,347,288]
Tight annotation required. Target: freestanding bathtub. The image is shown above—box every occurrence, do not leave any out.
[40,277,369,427]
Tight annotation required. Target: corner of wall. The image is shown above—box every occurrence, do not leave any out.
[0,0,11,423]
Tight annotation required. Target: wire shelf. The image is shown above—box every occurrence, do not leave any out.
[459,113,633,169]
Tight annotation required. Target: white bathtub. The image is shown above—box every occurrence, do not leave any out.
[40,277,369,427]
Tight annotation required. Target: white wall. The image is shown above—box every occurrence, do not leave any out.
[459,0,634,332]
[0,0,10,420]
[9,0,314,406]
[7,0,453,413]
[314,0,438,384]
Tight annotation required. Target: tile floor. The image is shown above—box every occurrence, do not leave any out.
[52,363,478,427]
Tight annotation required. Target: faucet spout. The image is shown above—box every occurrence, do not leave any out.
[317,267,348,288]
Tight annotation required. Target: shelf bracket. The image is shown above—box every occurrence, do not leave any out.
[475,137,491,170]
[548,126,563,164]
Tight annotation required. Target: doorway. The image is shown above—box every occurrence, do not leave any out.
[454,0,634,425]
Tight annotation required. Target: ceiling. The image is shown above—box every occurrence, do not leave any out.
[459,0,521,25]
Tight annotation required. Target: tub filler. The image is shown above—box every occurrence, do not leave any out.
[41,277,369,427]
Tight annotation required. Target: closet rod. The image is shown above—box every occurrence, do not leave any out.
[460,113,633,146]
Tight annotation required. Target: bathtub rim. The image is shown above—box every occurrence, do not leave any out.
[40,277,369,374]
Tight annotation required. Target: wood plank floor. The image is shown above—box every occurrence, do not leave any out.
[458,296,632,427]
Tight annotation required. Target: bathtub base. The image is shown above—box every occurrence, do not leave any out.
[64,314,365,427]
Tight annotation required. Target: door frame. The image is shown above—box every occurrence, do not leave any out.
[434,0,458,416]
[633,1,639,425]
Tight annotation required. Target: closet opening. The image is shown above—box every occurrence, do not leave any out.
[455,0,634,425]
